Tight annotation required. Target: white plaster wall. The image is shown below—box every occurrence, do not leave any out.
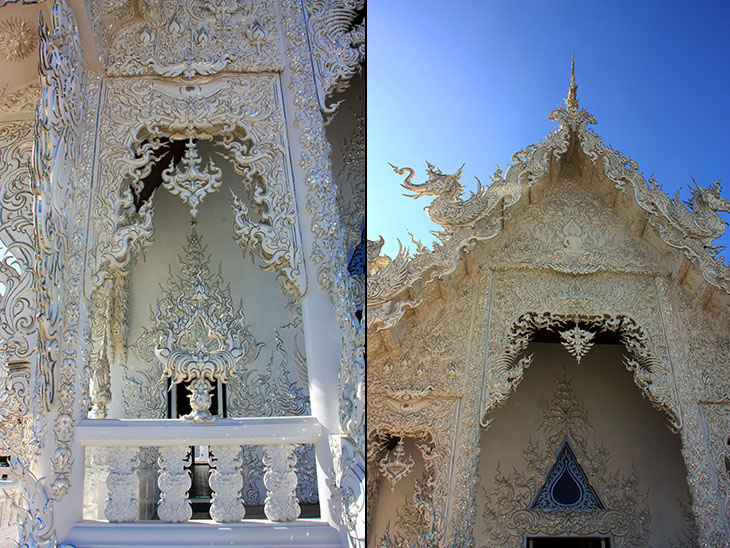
[476,343,695,547]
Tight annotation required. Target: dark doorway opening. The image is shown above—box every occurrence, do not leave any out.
[527,537,610,548]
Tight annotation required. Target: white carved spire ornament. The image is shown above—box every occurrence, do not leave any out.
[136,224,262,422]
[565,52,578,114]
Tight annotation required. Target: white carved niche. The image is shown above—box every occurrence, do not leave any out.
[119,140,307,419]
[107,140,317,509]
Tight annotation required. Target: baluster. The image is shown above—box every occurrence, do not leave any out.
[262,444,300,522]
[104,446,139,522]
[209,445,245,522]
[157,445,192,522]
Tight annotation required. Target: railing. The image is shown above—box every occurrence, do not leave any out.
[76,416,321,524]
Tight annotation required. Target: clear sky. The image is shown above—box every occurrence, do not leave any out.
[367,0,730,262]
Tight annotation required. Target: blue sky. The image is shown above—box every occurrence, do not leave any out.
[367,0,730,262]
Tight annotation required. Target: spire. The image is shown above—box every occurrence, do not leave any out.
[565,52,579,114]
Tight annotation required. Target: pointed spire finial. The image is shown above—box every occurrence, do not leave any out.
[565,52,579,113]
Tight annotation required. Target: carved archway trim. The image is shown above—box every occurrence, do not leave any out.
[87,74,307,303]
[480,311,682,431]
[367,392,459,541]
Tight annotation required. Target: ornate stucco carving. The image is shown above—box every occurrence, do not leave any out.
[282,0,365,543]
[481,372,654,547]
[135,227,263,422]
[367,392,458,541]
[480,276,681,431]
[0,121,36,461]
[368,69,728,548]
[33,0,102,504]
[304,0,365,111]
[87,0,282,78]
[160,138,223,218]
[89,74,306,303]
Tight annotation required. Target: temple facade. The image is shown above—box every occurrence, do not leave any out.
[367,66,730,547]
[0,1,364,547]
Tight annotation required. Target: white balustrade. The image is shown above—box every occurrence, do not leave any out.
[209,445,245,522]
[77,416,321,524]
[157,445,192,522]
[263,444,300,522]
[104,447,139,522]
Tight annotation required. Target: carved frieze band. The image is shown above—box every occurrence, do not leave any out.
[87,0,282,77]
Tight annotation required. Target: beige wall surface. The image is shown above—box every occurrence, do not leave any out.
[476,343,695,548]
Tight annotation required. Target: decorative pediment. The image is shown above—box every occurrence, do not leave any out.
[367,62,730,333]
[482,176,668,276]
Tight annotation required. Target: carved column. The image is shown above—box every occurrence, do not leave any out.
[157,445,192,523]
[263,444,300,522]
[209,444,245,522]
[104,447,139,522]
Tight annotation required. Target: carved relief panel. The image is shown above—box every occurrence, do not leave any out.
[87,0,283,78]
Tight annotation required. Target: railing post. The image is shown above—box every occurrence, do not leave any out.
[209,444,245,522]
[157,445,192,522]
[104,446,139,522]
[263,444,300,522]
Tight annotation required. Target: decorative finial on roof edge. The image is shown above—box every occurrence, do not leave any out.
[565,52,579,114]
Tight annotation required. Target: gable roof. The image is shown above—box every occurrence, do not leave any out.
[368,71,730,332]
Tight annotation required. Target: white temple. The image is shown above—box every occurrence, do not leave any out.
[0,1,364,547]
[367,61,730,547]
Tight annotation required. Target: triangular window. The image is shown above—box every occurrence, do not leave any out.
[530,439,604,511]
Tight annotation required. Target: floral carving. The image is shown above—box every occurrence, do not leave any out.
[134,227,263,422]
[0,17,37,62]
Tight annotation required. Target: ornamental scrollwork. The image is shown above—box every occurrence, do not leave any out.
[161,137,223,218]
[87,0,282,78]
[282,1,365,544]
[304,0,365,112]
[134,226,263,422]
[34,0,101,503]
[0,121,36,455]
[368,393,458,542]
[0,83,40,114]
[481,310,680,432]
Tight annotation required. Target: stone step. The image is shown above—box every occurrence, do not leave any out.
[64,520,342,548]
